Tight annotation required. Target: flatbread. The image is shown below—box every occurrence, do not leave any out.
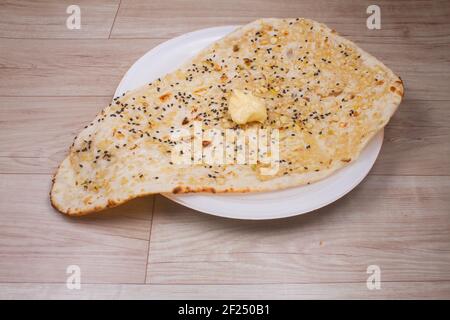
[51,18,403,215]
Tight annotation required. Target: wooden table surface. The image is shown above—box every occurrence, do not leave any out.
[0,0,449,299]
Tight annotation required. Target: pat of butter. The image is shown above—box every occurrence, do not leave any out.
[228,89,267,125]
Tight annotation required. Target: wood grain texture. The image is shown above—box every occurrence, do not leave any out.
[111,0,450,44]
[0,281,449,299]
[0,96,108,174]
[0,174,154,283]
[389,100,450,128]
[0,0,449,299]
[0,39,163,96]
[0,0,120,39]
[371,126,450,175]
[146,176,450,284]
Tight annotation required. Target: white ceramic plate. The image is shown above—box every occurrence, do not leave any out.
[115,26,383,220]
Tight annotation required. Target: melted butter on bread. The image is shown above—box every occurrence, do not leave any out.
[228,89,267,124]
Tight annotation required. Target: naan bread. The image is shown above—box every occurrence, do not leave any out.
[51,18,403,215]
